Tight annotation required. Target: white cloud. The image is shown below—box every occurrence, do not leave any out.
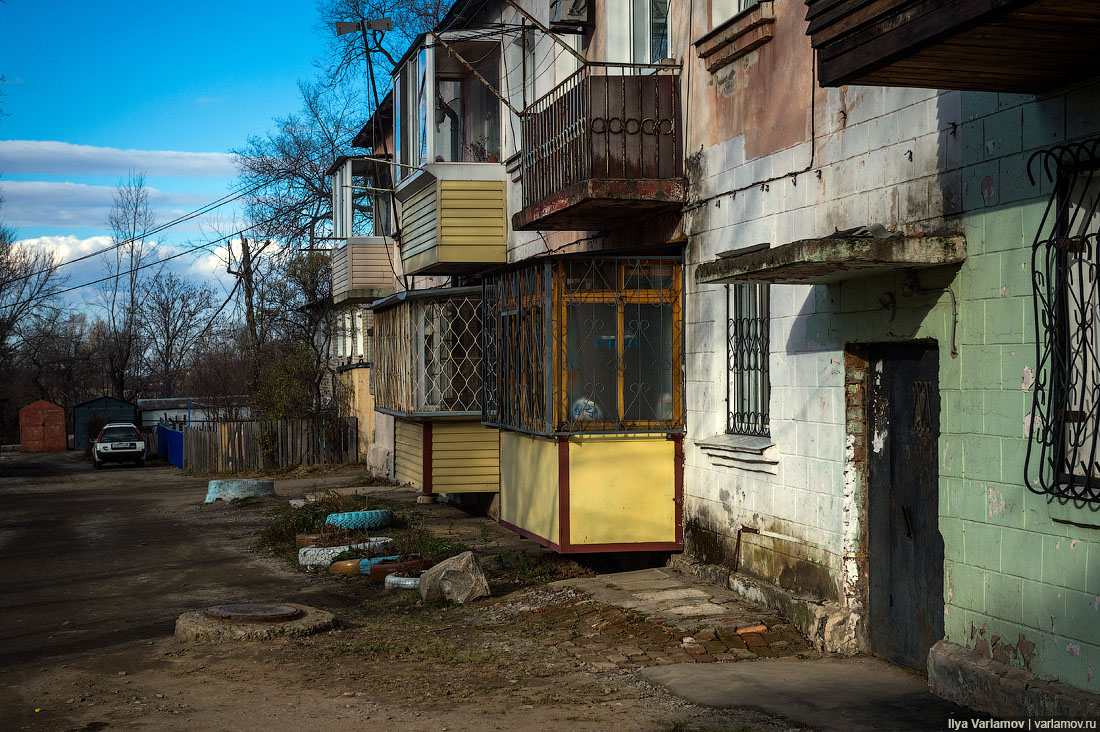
[0,140,236,178]
[15,234,114,264]
[1,180,223,229]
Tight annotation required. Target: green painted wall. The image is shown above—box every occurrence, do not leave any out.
[823,85,1100,694]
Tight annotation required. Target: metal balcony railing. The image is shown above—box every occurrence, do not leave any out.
[519,63,683,210]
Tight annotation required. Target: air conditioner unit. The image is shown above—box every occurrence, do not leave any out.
[550,0,591,32]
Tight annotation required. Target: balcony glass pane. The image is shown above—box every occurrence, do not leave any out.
[565,302,619,423]
[433,42,501,163]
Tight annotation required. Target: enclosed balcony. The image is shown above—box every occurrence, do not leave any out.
[371,287,499,495]
[391,35,509,276]
[513,63,686,232]
[331,237,398,305]
[805,0,1100,93]
[329,156,398,304]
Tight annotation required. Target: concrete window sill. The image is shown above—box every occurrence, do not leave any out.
[696,433,778,474]
[693,1,775,74]
[1047,496,1100,529]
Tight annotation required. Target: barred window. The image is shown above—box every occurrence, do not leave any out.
[483,257,684,435]
[370,288,482,416]
[727,283,770,437]
[1027,140,1100,503]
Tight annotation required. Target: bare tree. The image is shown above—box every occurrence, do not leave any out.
[0,222,66,366]
[142,270,217,397]
[314,0,446,86]
[98,171,158,400]
[233,82,365,248]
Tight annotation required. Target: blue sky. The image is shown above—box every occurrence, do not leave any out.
[0,0,351,298]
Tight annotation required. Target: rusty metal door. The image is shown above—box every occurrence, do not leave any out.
[867,343,944,670]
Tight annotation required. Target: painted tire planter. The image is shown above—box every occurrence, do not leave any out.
[384,574,420,590]
[295,533,321,548]
[204,479,275,503]
[329,559,362,575]
[323,509,394,530]
[368,555,433,583]
[297,538,392,571]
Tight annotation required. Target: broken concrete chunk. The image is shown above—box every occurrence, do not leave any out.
[418,551,490,604]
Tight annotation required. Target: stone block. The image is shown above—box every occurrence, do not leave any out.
[1041,534,1087,589]
[419,551,490,604]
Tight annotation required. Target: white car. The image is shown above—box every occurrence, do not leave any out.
[92,423,147,469]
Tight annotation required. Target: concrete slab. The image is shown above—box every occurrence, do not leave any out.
[635,588,710,601]
[641,657,969,732]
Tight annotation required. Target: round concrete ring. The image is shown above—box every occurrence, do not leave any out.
[369,555,433,583]
[324,509,394,530]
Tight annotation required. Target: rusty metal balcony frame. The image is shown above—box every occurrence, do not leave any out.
[515,62,686,231]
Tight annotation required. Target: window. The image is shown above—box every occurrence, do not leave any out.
[727,283,770,437]
[483,257,683,435]
[372,290,483,415]
[1027,139,1100,503]
[607,0,670,64]
[393,37,503,181]
[712,0,760,29]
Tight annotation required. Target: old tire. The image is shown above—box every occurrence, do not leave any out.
[324,509,394,530]
[369,555,432,583]
[297,538,393,571]
[329,559,362,575]
[384,574,420,590]
[295,533,321,548]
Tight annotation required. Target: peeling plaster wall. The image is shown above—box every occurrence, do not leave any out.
[680,0,963,611]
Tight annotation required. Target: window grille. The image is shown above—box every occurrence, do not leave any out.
[727,283,770,437]
[1027,138,1100,503]
[483,256,683,436]
[370,288,482,416]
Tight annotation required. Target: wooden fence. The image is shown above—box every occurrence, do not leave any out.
[182,417,358,473]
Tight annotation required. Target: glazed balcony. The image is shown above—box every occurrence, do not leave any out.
[805,0,1100,93]
[514,63,686,232]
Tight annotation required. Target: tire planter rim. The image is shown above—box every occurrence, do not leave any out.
[368,555,433,583]
[384,574,420,590]
[323,509,394,530]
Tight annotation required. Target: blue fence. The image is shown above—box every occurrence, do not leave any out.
[157,425,184,469]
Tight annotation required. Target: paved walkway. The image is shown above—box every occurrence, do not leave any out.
[518,567,815,670]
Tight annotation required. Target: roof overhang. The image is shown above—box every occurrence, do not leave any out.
[695,235,966,285]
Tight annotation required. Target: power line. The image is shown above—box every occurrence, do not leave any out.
[8,143,349,287]
[1,195,317,312]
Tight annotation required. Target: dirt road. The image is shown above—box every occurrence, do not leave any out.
[0,452,800,732]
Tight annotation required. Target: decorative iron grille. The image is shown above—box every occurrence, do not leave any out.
[1026,138,1100,503]
[371,288,483,416]
[482,263,549,433]
[727,284,770,437]
[483,257,684,435]
[519,63,682,210]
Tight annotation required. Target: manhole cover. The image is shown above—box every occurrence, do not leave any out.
[204,604,302,623]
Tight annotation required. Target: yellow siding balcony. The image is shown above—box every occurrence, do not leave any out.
[395,164,508,277]
[331,236,398,305]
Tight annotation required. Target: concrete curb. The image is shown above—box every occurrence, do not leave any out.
[668,554,862,655]
[174,604,336,642]
[928,640,1100,720]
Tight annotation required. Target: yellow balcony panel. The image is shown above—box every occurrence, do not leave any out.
[499,432,683,553]
[394,163,507,277]
[331,236,398,305]
[394,417,500,495]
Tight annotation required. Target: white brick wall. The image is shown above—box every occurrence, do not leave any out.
[683,85,964,601]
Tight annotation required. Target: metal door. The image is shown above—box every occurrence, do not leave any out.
[867,343,944,670]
